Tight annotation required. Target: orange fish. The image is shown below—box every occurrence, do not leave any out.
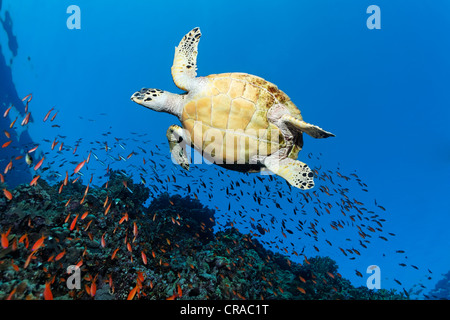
[30,175,40,186]
[304,256,310,265]
[166,293,177,300]
[6,287,16,300]
[104,202,112,216]
[3,188,13,200]
[2,140,12,148]
[28,145,39,153]
[24,251,36,269]
[21,112,31,126]
[133,222,138,237]
[44,282,53,300]
[101,232,106,248]
[55,249,66,261]
[50,111,58,122]
[84,220,93,231]
[51,139,58,150]
[43,107,54,122]
[18,234,29,248]
[1,233,9,249]
[62,171,69,186]
[70,214,79,231]
[31,235,45,251]
[3,106,12,118]
[84,183,89,196]
[4,160,13,174]
[22,93,32,102]
[85,284,91,296]
[73,160,86,174]
[127,286,138,300]
[64,213,71,224]
[90,281,97,297]
[9,116,18,128]
[141,251,147,265]
[297,287,306,294]
[81,211,89,220]
[111,247,119,260]
[119,213,128,224]
[34,156,45,171]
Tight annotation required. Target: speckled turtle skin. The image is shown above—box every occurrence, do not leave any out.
[181,72,304,170]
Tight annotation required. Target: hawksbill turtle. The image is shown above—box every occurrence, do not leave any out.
[131,28,334,189]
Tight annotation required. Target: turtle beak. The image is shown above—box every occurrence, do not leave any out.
[130,89,146,104]
[130,92,140,102]
[131,88,166,112]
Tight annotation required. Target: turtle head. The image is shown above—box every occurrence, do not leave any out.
[131,88,167,112]
[131,88,184,118]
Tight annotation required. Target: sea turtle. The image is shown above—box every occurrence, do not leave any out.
[131,28,334,189]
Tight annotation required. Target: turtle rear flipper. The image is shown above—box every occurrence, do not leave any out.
[282,114,335,139]
[264,156,314,190]
[171,27,201,91]
[166,125,190,170]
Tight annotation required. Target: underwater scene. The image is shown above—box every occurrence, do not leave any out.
[1,0,449,306]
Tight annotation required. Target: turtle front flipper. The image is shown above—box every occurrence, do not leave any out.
[264,156,315,190]
[166,125,190,170]
[282,114,335,139]
[171,27,201,91]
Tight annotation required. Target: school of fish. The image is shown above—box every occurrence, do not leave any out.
[0,95,433,299]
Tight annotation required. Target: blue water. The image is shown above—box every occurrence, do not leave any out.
[1,0,450,298]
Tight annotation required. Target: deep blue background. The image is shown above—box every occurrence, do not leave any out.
[1,0,449,296]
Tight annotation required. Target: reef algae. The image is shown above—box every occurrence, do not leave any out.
[0,172,406,300]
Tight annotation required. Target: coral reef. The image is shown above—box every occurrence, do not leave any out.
[425,271,450,300]
[0,173,406,300]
